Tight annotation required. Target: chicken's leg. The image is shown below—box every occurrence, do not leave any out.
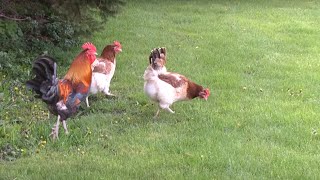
[62,120,69,135]
[159,104,175,114]
[154,109,160,118]
[86,96,90,107]
[153,106,175,118]
[106,92,116,97]
[164,107,175,114]
[50,115,60,139]
[103,86,116,97]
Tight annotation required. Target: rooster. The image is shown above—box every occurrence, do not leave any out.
[86,41,122,107]
[143,47,210,117]
[26,42,97,139]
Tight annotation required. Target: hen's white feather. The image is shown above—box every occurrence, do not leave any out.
[90,60,116,95]
[143,66,187,112]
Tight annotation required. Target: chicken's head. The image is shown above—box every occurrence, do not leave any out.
[113,41,122,53]
[199,88,210,100]
[152,58,166,70]
[82,42,97,64]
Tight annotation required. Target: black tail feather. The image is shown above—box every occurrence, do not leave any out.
[26,55,59,104]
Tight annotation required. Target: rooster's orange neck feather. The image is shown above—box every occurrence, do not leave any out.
[64,52,92,87]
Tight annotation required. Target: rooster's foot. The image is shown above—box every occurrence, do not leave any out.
[50,126,59,140]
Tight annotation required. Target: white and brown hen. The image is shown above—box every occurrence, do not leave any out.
[143,47,210,117]
[86,41,122,107]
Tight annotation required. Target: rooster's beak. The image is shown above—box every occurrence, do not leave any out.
[95,52,98,55]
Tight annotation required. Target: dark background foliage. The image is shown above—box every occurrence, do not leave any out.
[0,0,125,79]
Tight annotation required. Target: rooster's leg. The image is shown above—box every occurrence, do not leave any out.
[86,96,90,107]
[62,120,69,135]
[50,115,60,139]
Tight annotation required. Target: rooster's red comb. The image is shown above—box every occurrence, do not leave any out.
[82,42,97,52]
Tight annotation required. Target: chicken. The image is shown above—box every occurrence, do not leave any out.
[26,42,97,139]
[86,41,122,107]
[143,47,210,117]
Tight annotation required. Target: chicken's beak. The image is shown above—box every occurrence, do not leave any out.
[95,52,98,55]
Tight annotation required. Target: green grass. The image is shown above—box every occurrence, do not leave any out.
[1,0,320,179]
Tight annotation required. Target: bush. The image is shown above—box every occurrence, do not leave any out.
[0,0,125,80]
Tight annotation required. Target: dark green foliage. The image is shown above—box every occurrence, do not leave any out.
[51,0,125,35]
[0,0,125,79]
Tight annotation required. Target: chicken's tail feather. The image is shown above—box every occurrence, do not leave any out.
[26,55,59,105]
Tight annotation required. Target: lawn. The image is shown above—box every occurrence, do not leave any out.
[1,0,320,179]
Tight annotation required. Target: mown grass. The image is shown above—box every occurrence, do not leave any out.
[1,0,320,179]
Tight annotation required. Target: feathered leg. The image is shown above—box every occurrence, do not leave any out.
[62,120,69,135]
[50,115,60,139]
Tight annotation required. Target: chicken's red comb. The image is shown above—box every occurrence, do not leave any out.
[113,41,121,48]
[82,42,97,52]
